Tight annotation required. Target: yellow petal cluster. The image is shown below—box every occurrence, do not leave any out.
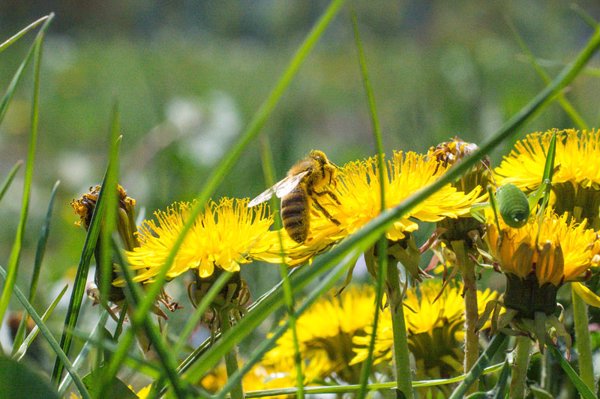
[486,209,597,286]
[261,285,377,383]
[124,198,273,282]
[351,280,497,373]
[255,151,483,266]
[495,129,600,190]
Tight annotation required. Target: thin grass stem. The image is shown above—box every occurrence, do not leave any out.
[510,335,532,399]
[572,288,595,390]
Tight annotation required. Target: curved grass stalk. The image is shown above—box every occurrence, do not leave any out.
[242,362,506,397]
[351,12,402,399]
[0,13,53,341]
[180,24,600,394]
[0,15,50,53]
[101,0,347,388]
[213,251,358,399]
[0,266,90,399]
[258,136,305,399]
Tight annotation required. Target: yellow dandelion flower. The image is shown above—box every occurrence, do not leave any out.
[254,151,482,266]
[200,363,296,397]
[262,285,377,383]
[125,198,273,282]
[486,209,596,287]
[333,151,483,241]
[351,280,498,380]
[495,129,600,228]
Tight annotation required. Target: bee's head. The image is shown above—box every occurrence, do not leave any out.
[309,150,338,168]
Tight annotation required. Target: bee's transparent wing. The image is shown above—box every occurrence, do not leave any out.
[248,171,308,207]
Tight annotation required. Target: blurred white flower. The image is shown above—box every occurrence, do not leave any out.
[169,92,241,166]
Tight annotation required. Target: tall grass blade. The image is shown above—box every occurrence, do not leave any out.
[99,104,121,310]
[546,342,596,399]
[507,20,588,130]
[0,15,50,54]
[0,266,90,399]
[215,251,358,399]
[51,142,121,384]
[13,284,68,361]
[181,230,375,383]
[11,180,60,353]
[351,12,394,399]
[257,135,305,398]
[0,161,23,204]
[178,23,600,387]
[448,333,506,399]
[241,363,505,397]
[0,15,54,126]
[57,311,109,395]
[99,242,190,398]
[0,14,50,338]
[103,0,348,385]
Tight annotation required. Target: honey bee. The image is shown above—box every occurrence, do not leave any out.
[248,150,341,243]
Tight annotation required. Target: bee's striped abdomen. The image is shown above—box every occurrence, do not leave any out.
[281,186,310,243]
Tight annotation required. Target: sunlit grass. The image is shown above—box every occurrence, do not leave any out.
[3,4,600,399]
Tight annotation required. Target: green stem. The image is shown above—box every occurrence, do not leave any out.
[220,308,244,399]
[510,335,532,399]
[386,260,414,399]
[452,241,479,379]
[572,287,595,390]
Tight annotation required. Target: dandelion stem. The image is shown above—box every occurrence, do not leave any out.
[220,308,244,399]
[452,240,480,384]
[572,287,595,390]
[386,259,414,399]
[510,335,532,399]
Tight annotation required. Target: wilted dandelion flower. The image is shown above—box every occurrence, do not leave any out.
[351,280,497,381]
[261,285,377,384]
[125,198,273,282]
[495,129,600,228]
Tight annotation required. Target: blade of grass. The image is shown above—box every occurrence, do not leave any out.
[491,360,511,399]
[0,161,23,203]
[182,228,377,385]
[101,240,190,398]
[0,13,51,337]
[145,271,232,399]
[102,0,348,388]
[99,104,121,311]
[546,340,596,399]
[12,180,60,354]
[258,135,305,399]
[507,19,588,130]
[0,14,54,126]
[60,318,165,397]
[51,141,121,383]
[0,266,91,399]
[214,250,360,399]
[350,12,398,399]
[0,15,50,54]
[242,362,505,397]
[13,284,67,361]
[174,272,287,377]
[173,272,232,354]
[175,24,600,384]
[58,311,109,395]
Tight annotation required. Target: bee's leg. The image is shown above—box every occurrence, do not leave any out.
[313,189,341,205]
[313,197,341,225]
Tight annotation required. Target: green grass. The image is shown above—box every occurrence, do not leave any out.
[3,3,600,399]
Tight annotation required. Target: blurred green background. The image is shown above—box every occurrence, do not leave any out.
[2,0,600,356]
